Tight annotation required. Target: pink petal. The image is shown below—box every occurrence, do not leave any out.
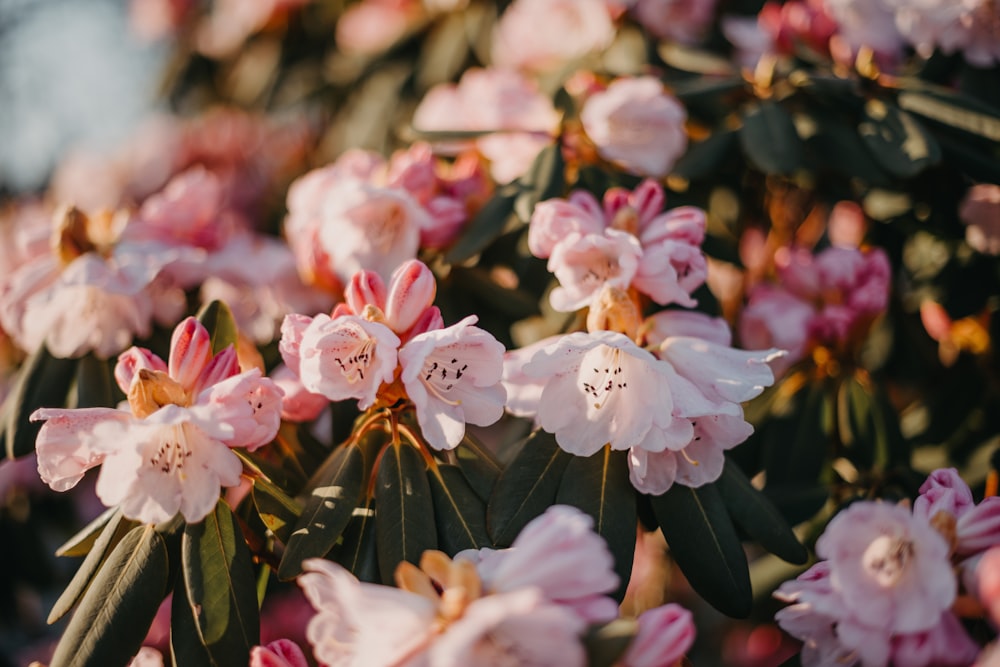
[168,317,213,390]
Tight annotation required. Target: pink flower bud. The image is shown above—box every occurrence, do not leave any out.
[385,260,437,334]
[278,314,313,376]
[114,347,167,395]
[168,317,213,390]
[271,365,328,423]
[249,639,310,667]
[621,604,695,667]
[345,270,387,315]
[191,345,241,395]
[958,497,1000,556]
[405,306,444,339]
[977,547,1000,626]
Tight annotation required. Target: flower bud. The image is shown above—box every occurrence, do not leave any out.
[385,260,437,334]
[249,639,310,667]
[586,286,641,340]
[345,270,387,315]
[191,345,241,395]
[128,368,188,418]
[405,305,444,338]
[168,317,213,390]
[115,347,168,395]
[621,604,695,667]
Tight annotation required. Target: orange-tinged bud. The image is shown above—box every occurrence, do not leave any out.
[128,368,189,418]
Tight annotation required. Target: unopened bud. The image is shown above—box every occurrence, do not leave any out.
[345,270,387,315]
[587,286,641,340]
[114,347,167,395]
[385,260,437,334]
[168,317,213,390]
[128,368,188,418]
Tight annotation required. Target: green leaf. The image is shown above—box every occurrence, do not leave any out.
[374,442,438,584]
[182,501,260,665]
[278,444,365,580]
[739,102,805,175]
[514,142,565,223]
[671,129,738,181]
[48,509,135,624]
[716,460,807,565]
[858,99,941,178]
[897,90,1000,143]
[196,300,239,355]
[5,344,78,459]
[252,477,303,545]
[582,618,638,667]
[331,498,380,583]
[487,429,572,546]
[657,41,736,76]
[55,506,119,558]
[443,183,520,264]
[428,464,491,554]
[454,432,503,501]
[171,575,215,667]
[761,377,834,487]
[71,355,115,409]
[556,447,637,601]
[651,483,752,618]
[49,525,170,667]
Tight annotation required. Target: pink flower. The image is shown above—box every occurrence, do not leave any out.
[270,364,328,423]
[399,316,506,450]
[491,0,616,73]
[580,77,688,178]
[631,0,717,45]
[413,68,560,183]
[32,317,283,524]
[619,604,695,667]
[822,0,904,63]
[334,0,419,56]
[914,468,1000,557]
[960,184,1000,256]
[888,0,1000,66]
[250,639,310,667]
[341,261,441,342]
[279,312,400,410]
[548,231,643,312]
[127,646,164,666]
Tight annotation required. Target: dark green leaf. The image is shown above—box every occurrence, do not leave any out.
[455,432,503,501]
[416,11,470,90]
[375,442,438,584]
[428,464,491,554]
[671,129,738,181]
[739,102,805,175]
[278,444,365,580]
[49,525,170,667]
[858,100,941,178]
[898,90,1000,143]
[5,344,78,458]
[761,377,834,487]
[556,447,637,601]
[487,429,572,546]
[582,618,638,667]
[651,483,752,618]
[331,498,380,583]
[514,142,565,223]
[171,576,215,667]
[761,483,830,527]
[48,509,134,624]
[196,300,239,355]
[252,477,302,545]
[443,183,520,264]
[716,460,807,565]
[182,501,260,664]
[72,355,115,409]
[55,505,119,558]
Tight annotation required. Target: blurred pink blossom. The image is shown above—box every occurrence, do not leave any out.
[491,0,616,72]
[335,0,421,56]
[631,0,717,45]
[960,184,1000,255]
[250,639,310,667]
[888,0,1000,66]
[620,604,696,667]
[580,76,688,178]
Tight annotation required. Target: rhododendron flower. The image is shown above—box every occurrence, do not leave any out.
[279,313,400,410]
[491,0,616,72]
[914,468,1000,557]
[413,68,560,183]
[529,179,708,312]
[620,604,696,667]
[775,499,979,666]
[32,317,283,524]
[128,646,164,667]
[399,316,506,450]
[250,639,310,667]
[580,77,688,178]
[631,0,717,45]
[960,184,1000,256]
[888,0,1000,66]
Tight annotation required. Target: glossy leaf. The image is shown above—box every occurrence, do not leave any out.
[182,500,260,665]
[739,102,805,175]
[582,618,638,667]
[858,100,941,178]
[72,354,115,409]
[454,432,503,501]
[651,483,752,618]
[5,344,78,459]
[671,129,738,181]
[49,525,170,667]
[716,460,808,565]
[196,300,239,355]
[556,447,637,601]
[428,464,491,554]
[55,505,119,558]
[171,576,215,667]
[898,90,1000,143]
[487,429,572,546]
[252,476,303,545]
[48,509,134,624]
[278,444,365,580]
[331,498,380,584]
[443,183,519,264]
[375,442,438,584]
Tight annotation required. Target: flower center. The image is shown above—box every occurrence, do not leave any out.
[862,534,914,588]
[580,347,627,410]
[422,355,468,406]
[371,202,406,254]
[51,206,124,265]
[334,337,376,383]
[147,424,194,476]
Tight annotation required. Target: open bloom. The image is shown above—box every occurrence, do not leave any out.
[491,0,616,73]
[913,468,1000,557]
[32,317,283,524]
